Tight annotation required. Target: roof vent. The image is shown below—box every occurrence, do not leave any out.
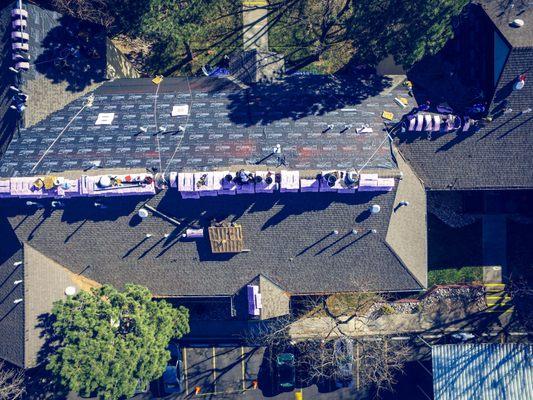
[95,112,115,125]
[65,286,76,296]
[510,19,524,28]
[138,208,149,219]
[370,204,381,214]
[514,74,526,90]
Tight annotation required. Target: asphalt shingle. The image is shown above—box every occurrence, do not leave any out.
[0,187,422,298]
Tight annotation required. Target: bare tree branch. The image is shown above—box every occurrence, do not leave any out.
[0,361,25,400]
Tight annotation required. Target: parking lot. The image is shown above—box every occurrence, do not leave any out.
[66,332,530,399]
[180,345,265,397]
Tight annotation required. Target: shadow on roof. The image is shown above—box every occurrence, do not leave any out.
[226,73,393,126]
[34,16,107,92]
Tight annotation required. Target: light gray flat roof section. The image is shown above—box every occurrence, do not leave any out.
[432,344,533,400]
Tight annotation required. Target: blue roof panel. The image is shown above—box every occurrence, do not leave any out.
[432,344,533,400]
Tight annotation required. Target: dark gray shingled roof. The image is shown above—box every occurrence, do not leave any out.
[0,74,405,177]
[0,215,24,368]
[395,6,533,190]
[0,186,423,298]
[478,0,533,49]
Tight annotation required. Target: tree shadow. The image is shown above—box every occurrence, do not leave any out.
[34,16,108,92]
[226,73,393,127]
[24,313,69,400]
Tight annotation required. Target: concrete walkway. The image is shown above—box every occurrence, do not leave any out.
[243,1,269,51]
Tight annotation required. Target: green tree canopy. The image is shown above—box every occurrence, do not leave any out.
[139,0,242,74]
[46,284,189,400]
[52,0,469,74]
[269,0,469,71]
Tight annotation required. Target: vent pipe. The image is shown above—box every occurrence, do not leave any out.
[370,204,381,214]
[65,286,76,296]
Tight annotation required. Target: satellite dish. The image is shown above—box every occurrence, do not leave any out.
[138,208,149,219]
[65,286,76,296]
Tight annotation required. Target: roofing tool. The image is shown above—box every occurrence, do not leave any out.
[152,75,163,85]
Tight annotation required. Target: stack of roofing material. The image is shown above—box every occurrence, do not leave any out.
[415,114,424,131]
[55,178,79,197]
[358,174,395,192]
[194,172,220,197]
[0,180,10,198]
[319,173,336,192]
[432,115,441,132]
[300,177,320,192]
[218,171,237,195]
[424,114,432,131]
[81,174,156,197]
[254,171,276,193]
[247,285,262,317]
[236,171,255,194]
[169,172,178,188]
[9,177,56,197]
[280,170,299,192]
[319,171,348,192]
[177,172,199,199]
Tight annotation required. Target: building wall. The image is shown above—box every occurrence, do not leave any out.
[259,275,290,320]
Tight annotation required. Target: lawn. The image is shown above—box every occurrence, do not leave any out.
[427,214,484,287]
[428,266,483,287]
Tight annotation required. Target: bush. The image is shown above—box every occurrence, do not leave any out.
[428,266,483,287]
[380,304,396,315]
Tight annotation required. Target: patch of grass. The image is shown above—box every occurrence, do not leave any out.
[428,266,483,287]
[380,304,395,315]
[326,292,378,316]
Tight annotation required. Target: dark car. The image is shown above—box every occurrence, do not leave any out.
[276,353,295,389]
[162,360,184,394]
[333,337,354,387]
[161,342,184,394]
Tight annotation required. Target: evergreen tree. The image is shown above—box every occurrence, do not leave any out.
[46,284,189,400]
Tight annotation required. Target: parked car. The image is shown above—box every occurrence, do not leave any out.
[451,332,476,342]
[162,359,184,394]
[161,342,184,394]
[333,337,354,387]
[276,353,296,389]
